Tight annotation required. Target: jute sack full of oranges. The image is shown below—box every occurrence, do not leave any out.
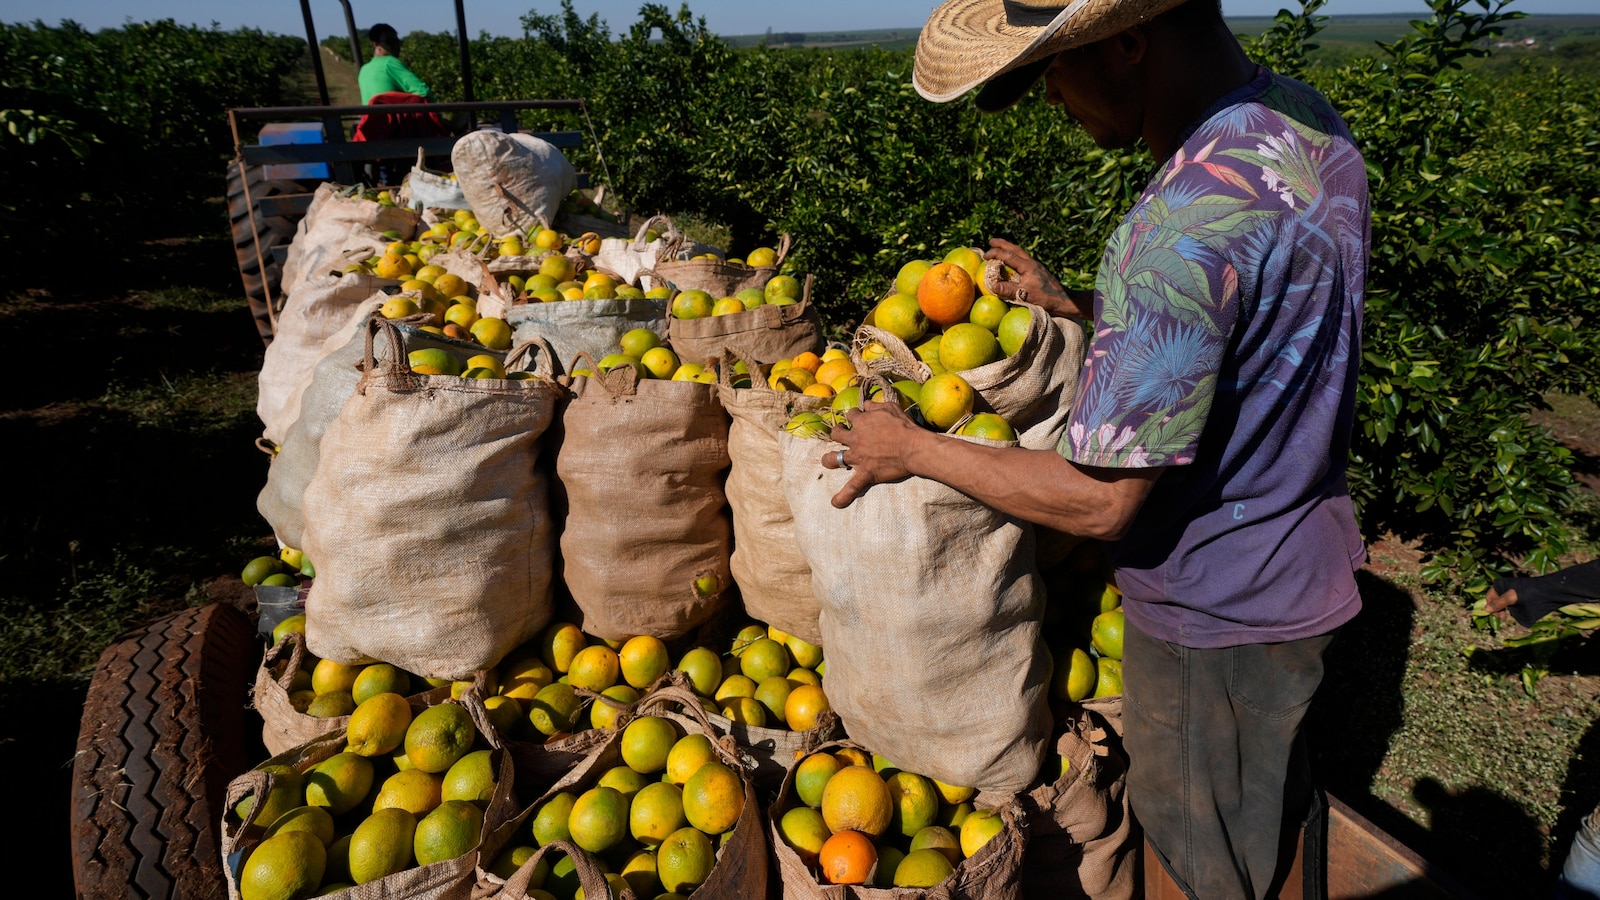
[301,319,562,680]
[664,272,826,367]
[768,738,1028,898]
[450,130,577,241]
[473,839,614,900]
[717,348,829,646]
[504,261,671,378]
[555,355,732,642]
[280,182,422,302]
[1002,704,1136,900]
[474,682,768,898]
[259,309,498,551]
[650,232,793,298]
[777,423,1052,794]
[855,254,1086,453]
[252,624,454,757]
[221,693,515,900]
[257,274,396,446]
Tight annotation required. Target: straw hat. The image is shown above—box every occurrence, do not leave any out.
[914,0,1194,112]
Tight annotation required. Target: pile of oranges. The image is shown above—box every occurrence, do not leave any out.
[776,747,1005,889]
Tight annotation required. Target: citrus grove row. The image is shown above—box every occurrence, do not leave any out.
[237,138,1130,899]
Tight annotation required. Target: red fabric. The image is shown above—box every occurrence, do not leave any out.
[352,92,448,142]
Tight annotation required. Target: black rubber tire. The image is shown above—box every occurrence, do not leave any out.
[227,161,302,346]
[70,603,258,900]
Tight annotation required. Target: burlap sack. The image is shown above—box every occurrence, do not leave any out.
[258,274,395,445]
[769,738,1027,900]
[250,631,453,757]
[1000,704,1137,899]
[778,429,1051,794]
[592,214,677,287]
[717,348,827,647]
[222,696,515,900]
[282,183,421,300]
[451,131,576,239]
[556,359,732,641]
[506,297,670,378]
[469,841,611,900]
[852,303,1086,452]
[650,233,792,297]
[667,273,826,366]
[258,312,506,551]
[301,321,561,679]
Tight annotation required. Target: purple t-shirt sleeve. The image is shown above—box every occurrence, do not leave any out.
[1060,223,1241,469]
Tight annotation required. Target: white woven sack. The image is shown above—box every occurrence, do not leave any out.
[399,149,471,211]
[779,429,1051,794]
[301,321,561,680]
[257,274,393,445]
[591,214,677,287]
[450,131,576,239]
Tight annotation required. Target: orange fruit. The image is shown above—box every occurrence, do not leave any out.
[305,753,375,816]
[1094,657,1123,698]
[790,351,822,374]
[239,831,326,900]
[753,676,793,725]
[818,829,876,885]
[814,358,857,390]
[894,259,935,297]
[833,747,871,769]
[1091,608,1126,661]
[630,781,687,845]
[538,622,587,674]
[917,263,976,328]
[531,791,577,846]
[568,786,629,853]
[404,703,477,774]
[874,844,907,888]
[441,749,497,805]
[721,697,767,727]
[588,684,640,731]
[621,716,680,774]
[373,768,443,816]
[960,807,1005,858]
[918,373,976,431]
[794,752,843,808]
[886,771,940,837]
[998,305,1032,356]
[347,807,417,884]
[567,645,620,692]
[968,294,1009,333]
[894,847,955,888]
[958,412,1017,442]
[714,674,758,703]
[1051,646,1097,703]
[909,825,962,864]
[874,294,928,343]
[938,323,1001,372]
[656,825,715,893]
[682,761,745,835]
[675,647,723,697]
[666,733,718,785]
[784,684,832,731]
[618,635,670,689]
[777,806,832,867]
[739,638,790,683]
[821,766,893,838]
[597,764,651,802]
[414,799,483,865]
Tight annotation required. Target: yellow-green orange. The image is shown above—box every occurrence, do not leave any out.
[306,692,355,718]
[682,761,745,835]
[404,703,477,773]
[821,766,893,838]
[311,658,363,696]
[1094,658,1123,698]
[531,792,577,846]
[589,684,640,731]
[656,826,715,893]
[352,664,411,705]
[305,753,374,816]
[918,373,976,431]
[753,676,793,724]
[894,848,955,888]
[997,306,1032,357]
[875,293,927,343]
[740,638,789,683]
[568,786,629,853]
[567,645,621,692]
[597,764,651,803]
[346,692,412,757]
[414,799,483,865]
[1052,646,1097,703]
[235,765,303,827]
[527,683,582,737]
[538,622,586,673]
[960,807,1005,858]
[441,749,496,804]
[373,768,443,816]
[239,831,326,900]
[265,805,335,847]
[886,771,940,837]
[621,715,679,774]
[778,806,831,866]
[348,807,416,883]
[909,825,962,864]
[784,684,832,732]
[1092,608,1125,661]
[794,752,842,808]
[675,647,722,696]
[630,781,687,845]
[665,733,717,786]
[618,636,670,688]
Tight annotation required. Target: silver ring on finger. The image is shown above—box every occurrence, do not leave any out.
[835,448,850,470]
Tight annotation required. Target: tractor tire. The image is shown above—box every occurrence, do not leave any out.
[70,603,259,900]
[228,161,302,346]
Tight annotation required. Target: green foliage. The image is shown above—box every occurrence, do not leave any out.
[0,20,304,246]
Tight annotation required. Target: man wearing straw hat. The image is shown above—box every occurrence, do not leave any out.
[824,0,1369,896]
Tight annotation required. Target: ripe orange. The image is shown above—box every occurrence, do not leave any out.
[821,766,893,838]
[567,645,620,692]
[630,781,687,845]
[916,263,976,328]
[656,825,715,893]
[790,351,822,374]
[818,829,876,885]
[784,684,832,732]
[885,771,940,837]
[938,323,1001,372]
[918,373,976,431]
[874,293,928,343]
[958,412,1017,442]
[1092,608,1126,661]
[1094,658,1124,698]
[778,806,832,867]
[682,761,745,835]
[568,786,629,853]
[894,846,955,888]
[794,752,843,808]
[666,733,718,786]
[621,715,680,774]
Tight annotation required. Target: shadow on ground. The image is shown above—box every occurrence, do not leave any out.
[1308,569,1562,897]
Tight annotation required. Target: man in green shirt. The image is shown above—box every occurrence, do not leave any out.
[358,23,432,104]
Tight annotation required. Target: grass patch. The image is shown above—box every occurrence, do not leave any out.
[98,369,259,433]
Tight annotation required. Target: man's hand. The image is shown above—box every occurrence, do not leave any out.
[820,400,929,508]
[1485,585,1520,615]
[985,238,1093,320]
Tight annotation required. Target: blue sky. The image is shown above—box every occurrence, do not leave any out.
[3,0,1595,36]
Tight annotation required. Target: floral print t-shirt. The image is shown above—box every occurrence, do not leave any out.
[1061,67,1369,648]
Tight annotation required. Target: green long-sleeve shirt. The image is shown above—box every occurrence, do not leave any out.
[359,55,432,104]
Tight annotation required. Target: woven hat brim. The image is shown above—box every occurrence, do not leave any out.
[913,0,1195,105]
